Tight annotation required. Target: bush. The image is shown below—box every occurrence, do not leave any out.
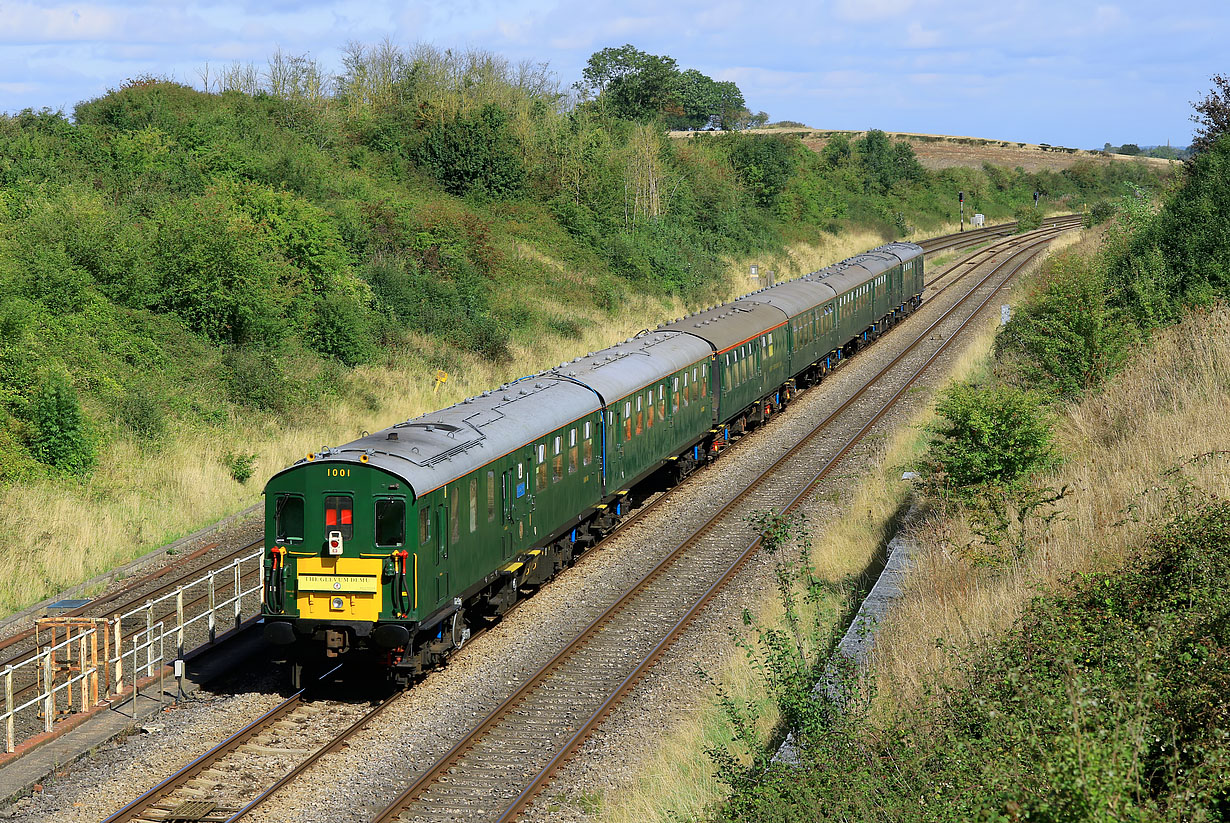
[223,451,257,484]
[26,373,96,476]
[410,104,526,199]
[307,294,373,367]
[1013,202,1043,232]
[995,251,1130,398]
[114,386,166,442]
[925,382,1054,492]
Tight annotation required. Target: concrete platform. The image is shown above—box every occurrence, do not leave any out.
[0,623,266,805]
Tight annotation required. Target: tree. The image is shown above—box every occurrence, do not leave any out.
[1118,143,1141,155]
[577,45,681,121]
[1191,74,1230,155]
[670,68,720,130]
[714,81,746,130]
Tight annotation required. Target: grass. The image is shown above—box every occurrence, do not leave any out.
[870,303,1230,711]
[0,229,897,617]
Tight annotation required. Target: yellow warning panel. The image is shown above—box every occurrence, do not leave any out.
[295,557,382,620]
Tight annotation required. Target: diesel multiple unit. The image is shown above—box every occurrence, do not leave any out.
[262,242,925,686]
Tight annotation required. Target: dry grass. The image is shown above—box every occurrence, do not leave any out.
[0,230,898,617]
[872,306,1230,710]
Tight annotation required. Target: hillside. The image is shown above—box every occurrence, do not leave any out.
[0,44,1171,615]
[707,127,1177,173]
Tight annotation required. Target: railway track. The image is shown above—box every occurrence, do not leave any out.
[918,213,1081,255]
[101,667,395,823]
[363,228,1072,822]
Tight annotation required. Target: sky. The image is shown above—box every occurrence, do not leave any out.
[1,0,1224,149]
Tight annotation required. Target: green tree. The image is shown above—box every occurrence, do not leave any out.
[670,68,720,130]
[27,373,96,476]
[1190,73,1230,154]
[577,45,681,121]
[714,81,746,130]
[410,103,526,198]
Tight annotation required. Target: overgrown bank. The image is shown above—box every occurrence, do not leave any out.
[696,136,1230,820]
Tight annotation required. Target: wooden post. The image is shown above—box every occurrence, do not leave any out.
[43,647,53,734]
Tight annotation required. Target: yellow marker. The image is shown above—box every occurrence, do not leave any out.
[433,369,449,394]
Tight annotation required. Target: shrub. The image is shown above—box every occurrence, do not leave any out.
[925,382,1054,492]
[1013,202,1043,232]
[307,294,373,367]
[115,386,166,442]
[26,373,96,476]
[995,251,1130,398]
[224,346,292,412]
[410,104,526,198]
[223,451,257,484]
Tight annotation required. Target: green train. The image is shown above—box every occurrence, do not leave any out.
[262,243,925,686]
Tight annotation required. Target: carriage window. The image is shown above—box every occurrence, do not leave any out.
[324,496,353,540]
[682,372,690,406]
[419,506,430,545]
[552,449,563,483]
[487,470,496,521]
[375,499,405,547]
[583,422,593,467]
[646,391,654,428]
[672,377,680,412]
[636,395,643,434]
[274,494,304,544]
[624,401,633,440]
[469,478,478,532]
[569,430,578,474]
[537,450,548,491]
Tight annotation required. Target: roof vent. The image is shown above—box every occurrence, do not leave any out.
[535,382,544,389]
[694,323,702,328]
[504,395,512,401]
[388,432,398,441]
[425,424,434,432]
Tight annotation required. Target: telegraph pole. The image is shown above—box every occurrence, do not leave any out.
[959,191,964,232]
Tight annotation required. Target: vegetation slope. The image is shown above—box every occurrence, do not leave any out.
[0,42,1165,613]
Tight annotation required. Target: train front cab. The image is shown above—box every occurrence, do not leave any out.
[262,460,419,678]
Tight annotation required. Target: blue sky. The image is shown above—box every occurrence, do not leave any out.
[1,0,1223,148]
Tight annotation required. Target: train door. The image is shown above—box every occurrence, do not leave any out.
[612,402,628,483]
[502,452,532,554]
[432,496,449,606]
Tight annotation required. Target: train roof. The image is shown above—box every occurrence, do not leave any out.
[656,300,788,354]
[802,242,924,293]
[742,278,840,317]
[554,330,712,402]
[266,377,601,497]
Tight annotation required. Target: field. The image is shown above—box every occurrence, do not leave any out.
[671,127,1176,174]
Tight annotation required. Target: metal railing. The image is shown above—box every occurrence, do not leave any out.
[2,549,264,753]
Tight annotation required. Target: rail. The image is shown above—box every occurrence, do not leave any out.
[1,548,263,753]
